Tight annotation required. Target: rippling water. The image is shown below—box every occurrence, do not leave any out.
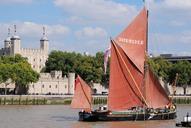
[0,105,190,128]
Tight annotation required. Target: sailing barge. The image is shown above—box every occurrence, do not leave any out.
[71,6,177,121]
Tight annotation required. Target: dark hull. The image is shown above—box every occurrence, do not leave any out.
[79,111,177,121]
[176,122,191,127]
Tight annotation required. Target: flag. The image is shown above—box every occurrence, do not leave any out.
[104,45,111,74]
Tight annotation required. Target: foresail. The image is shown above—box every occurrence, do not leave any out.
[108,41,146,111]
[145,69,170,108]
[115,7,147,74]
[71,75,92,111]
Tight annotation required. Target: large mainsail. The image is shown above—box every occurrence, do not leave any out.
[71,75,92,111]
[108,8,148,111]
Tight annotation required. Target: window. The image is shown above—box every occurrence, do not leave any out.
[65,85,67,89]
[55,85,58,88]
[49,85,51,88]
[33,58,35,61]
[42,85,44,88]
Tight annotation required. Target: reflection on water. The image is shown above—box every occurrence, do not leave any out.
[0,105,190,128]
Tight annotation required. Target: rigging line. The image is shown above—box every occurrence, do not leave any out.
[78,77,92,109]
[112,39,149,107]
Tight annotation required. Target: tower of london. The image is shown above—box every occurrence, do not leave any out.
[0,25,48,72]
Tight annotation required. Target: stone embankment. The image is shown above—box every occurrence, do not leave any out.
[0,95,190,105]
[0,95,107,105]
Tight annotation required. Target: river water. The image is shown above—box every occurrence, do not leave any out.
[0,105,190,128]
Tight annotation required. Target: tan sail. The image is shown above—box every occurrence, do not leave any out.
[71,75,92,111]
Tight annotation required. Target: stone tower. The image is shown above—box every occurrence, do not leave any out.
[40,26,49,54]
[10,25,21,55]
[4,28,11,48]
[68,73,75,94]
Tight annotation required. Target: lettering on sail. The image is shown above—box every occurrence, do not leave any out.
[118,37,144,45]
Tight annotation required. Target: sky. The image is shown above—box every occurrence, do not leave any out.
[0,0,191,55]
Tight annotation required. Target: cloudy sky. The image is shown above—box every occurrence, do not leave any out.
[0,0,191,55]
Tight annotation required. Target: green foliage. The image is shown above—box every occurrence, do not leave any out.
[45,51,78,75]
[168,61,191,86]
[44,51,108,86]
[45,51,191,88]
[0,54,39,94]
[148,57,172,82]
[149,57,191,86]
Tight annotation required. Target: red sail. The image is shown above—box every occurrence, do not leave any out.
[71,75,92,111]
[108,41,147,111]
[145,69,170,108]
[108,8,148,111]
[115,7,147,74]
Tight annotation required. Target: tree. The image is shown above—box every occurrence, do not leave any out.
[148,57,172,82]
[45,51,78,75]
[0,54,39,94]
[149,57,191,88]
[44,51,108,87]
[168,61,191,86]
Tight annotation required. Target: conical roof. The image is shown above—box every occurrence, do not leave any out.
[4,37,11,42]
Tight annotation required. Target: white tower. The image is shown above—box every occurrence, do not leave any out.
[68,73,75,94]
[40,26,49,54]
[10,25,20,55]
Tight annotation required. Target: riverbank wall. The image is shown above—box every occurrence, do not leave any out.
[0,95,190,105]
[0,95,107,105]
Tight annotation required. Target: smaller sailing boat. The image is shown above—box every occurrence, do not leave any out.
[71,75,93,121]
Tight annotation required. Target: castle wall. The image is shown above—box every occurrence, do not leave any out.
[20,48,48,72]
[28,71,74,95]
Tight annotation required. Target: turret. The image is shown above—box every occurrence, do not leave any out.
[4,28,11,48]
[40,26,49,53]
[68,73,75,94]
[10,25,20,55]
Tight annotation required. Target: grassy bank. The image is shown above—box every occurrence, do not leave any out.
[0,95,190,105]
[0,96,71,105]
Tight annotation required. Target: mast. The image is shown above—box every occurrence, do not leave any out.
[143,3,149,107]
[146,9,149,52]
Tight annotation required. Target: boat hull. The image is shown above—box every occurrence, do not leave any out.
[79,111,177,121]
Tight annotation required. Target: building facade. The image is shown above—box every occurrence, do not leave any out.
[0,71,75,95]
[28,71,75,95]
[0,26,48,72]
